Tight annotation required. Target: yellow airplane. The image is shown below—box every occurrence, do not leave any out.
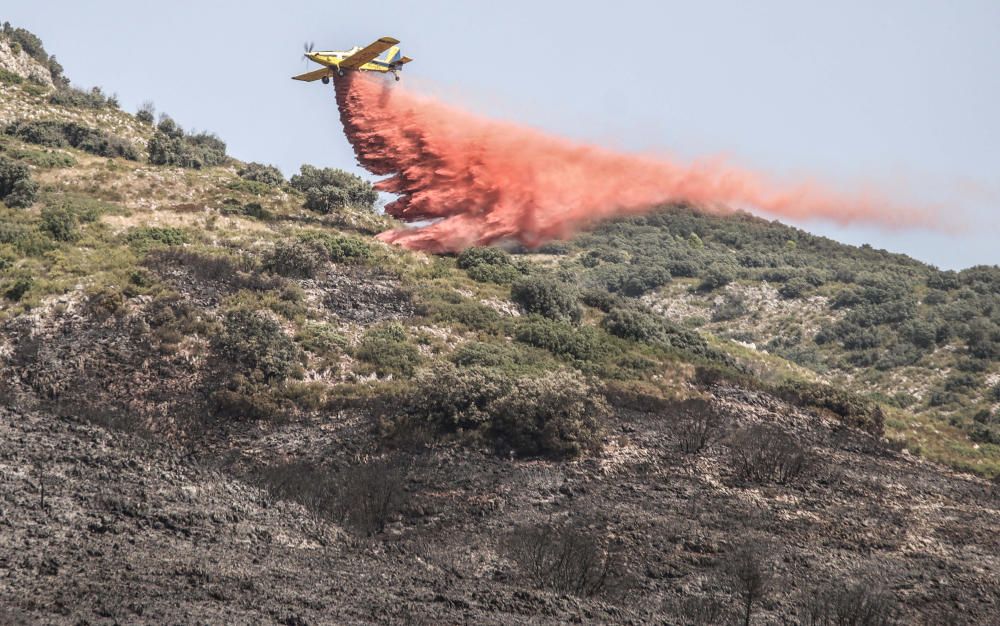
[292,36,412,84]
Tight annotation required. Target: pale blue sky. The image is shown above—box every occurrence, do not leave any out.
[4,1,998,269]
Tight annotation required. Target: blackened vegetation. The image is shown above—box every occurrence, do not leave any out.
[798,580,899,626]
[727,424,819,485]
[253,457,408,537]
[505,523,621,597]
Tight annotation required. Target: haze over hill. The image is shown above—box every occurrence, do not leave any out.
[1,22,999,625]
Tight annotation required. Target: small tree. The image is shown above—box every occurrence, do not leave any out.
[289,165,377,212]
[136,101,155,124]
[238,162,284,186]
[510,276,581,324]
[0,156,37,208]
[724,541,772,626]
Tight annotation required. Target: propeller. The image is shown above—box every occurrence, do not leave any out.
[302,41,315,60]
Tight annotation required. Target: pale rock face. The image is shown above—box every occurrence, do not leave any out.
[0,38,54,88]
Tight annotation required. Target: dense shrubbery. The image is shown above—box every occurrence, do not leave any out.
[511,276,581,324]
[238,162,284,186]
[297,231,373,264]
[355,322,421,377]
[213,309,301,382]
[0,155,37,207]
[395,363,606,458]
[125,226,189,248]
[49,85,119,109]
[289,165,377,212]
[601,304,734,366]
[263,239,325,278]
[5,119,139,160]
[457,246,526,284]
[514,316,612,362]
[148,116,226,168]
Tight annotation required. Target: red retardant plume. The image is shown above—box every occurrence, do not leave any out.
[333,73,935,253]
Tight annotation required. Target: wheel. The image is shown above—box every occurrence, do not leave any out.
[394,75,400,82]
[321,76,330,85]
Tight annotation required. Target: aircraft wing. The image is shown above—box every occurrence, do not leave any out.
[397,56,413,65]
[292,67,333,82]
[339,36,400,69]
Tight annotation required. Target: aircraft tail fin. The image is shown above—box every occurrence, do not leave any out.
[383,45,401,64]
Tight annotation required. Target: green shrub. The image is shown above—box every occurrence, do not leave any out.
[11,148,75,168]
[5,120,139,160]
[125,226,189,248]
[450,341,520,368]
[289,165,378,212]
[601,306,665,343]
[238,162,284,186]
[263,239,325,278]
[213,309,301,382]
[3,275,32,301]
[298,231,373,264]
[399,363,606,458]
[698,262,738,291]
[136,101,155,124]
[778,277,811,299]
[515,316,611,362]
[511,276,581,323]
[49,85,119,109]
[148,116,226,168]
[40,205,78,241]
[0,156,37,207]
[355,322,421,377]
[489,370,607,458]
[457,246,526,284]
[0,68,23,85]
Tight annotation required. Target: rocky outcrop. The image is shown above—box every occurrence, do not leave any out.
[0,37,53,87]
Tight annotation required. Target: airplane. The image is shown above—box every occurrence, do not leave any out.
[292,36,412,84]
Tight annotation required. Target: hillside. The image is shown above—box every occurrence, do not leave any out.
[2,25,999,624]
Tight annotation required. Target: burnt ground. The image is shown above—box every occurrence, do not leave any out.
[0,262,998,624]
[1,380,998,624]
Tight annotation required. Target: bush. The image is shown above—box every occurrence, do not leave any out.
[457,246,525,284]
[514,316,611,362]
[0,156,37,207]
[398,364,606,458]
[213,309,301,381]
[698,262,738,291]
[238,162,284,186]
[40,205,78,241]
[711,294,746,324]
[673,398,725,454]
[511,276,581,323]
[148,116,226,168]
[488,370,607,458]
[289,165,377,212]
[263,239,325,278]
[355,322,421,377]
[125,226,189,248]
[49,85,119,109]
[3,276,32,301]
[506,523,618,597]
[778,277,812,299]
[5,120,140,159]
[337,457,408,536]
[136,101,155,124]
[727,424,817,485]
[297,231,373,264]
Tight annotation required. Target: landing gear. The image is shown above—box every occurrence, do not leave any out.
[392,71,400,81]
[321,76,330,85]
